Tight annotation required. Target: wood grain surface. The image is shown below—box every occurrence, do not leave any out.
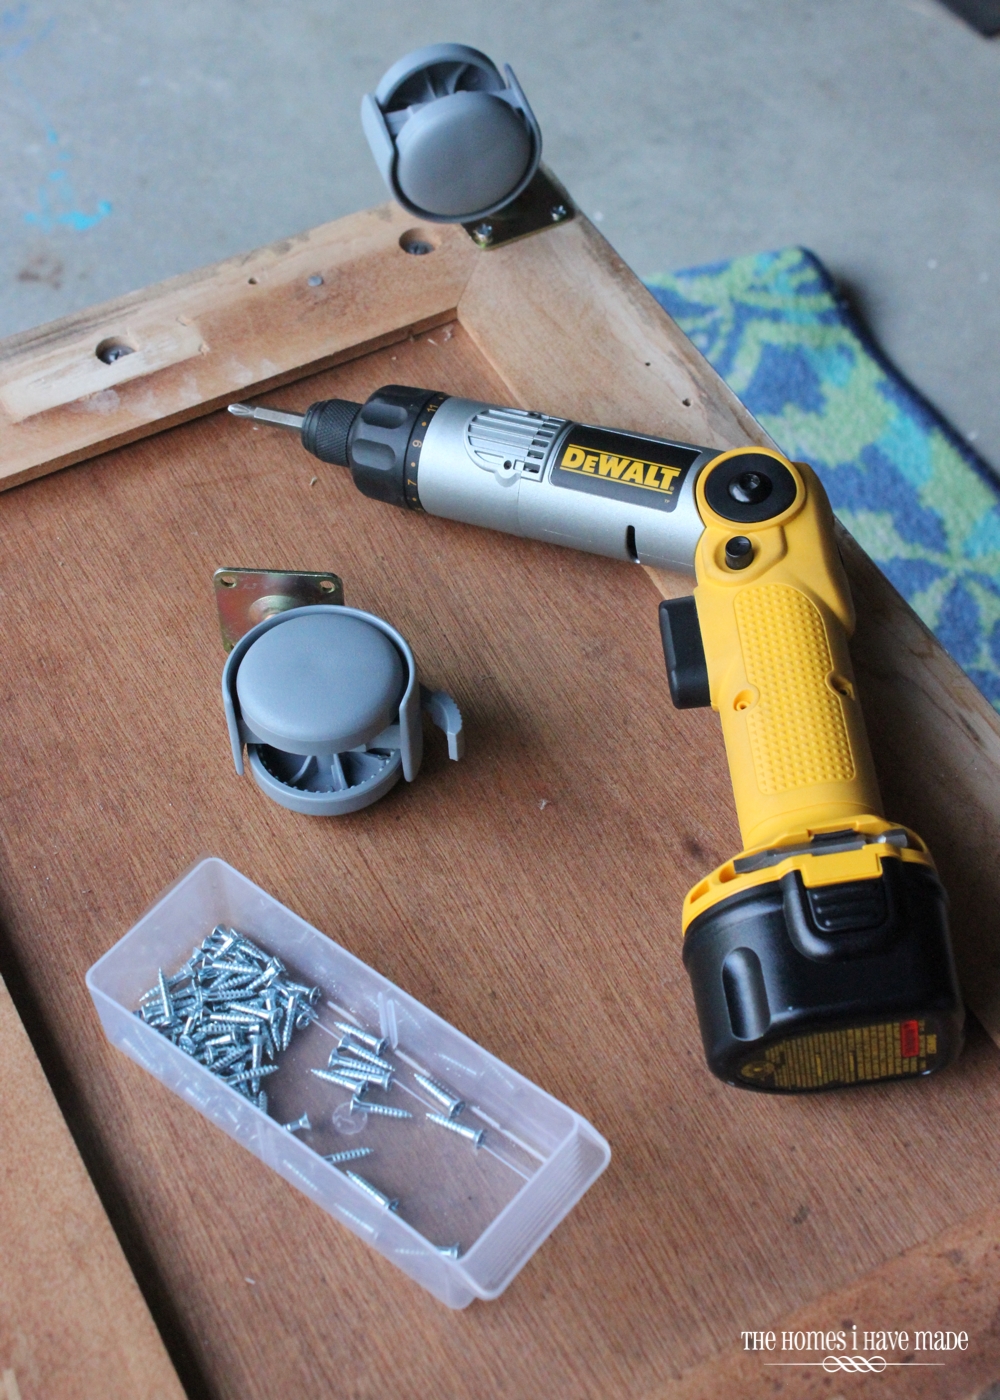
[457,209,767,449]
[0,968,184,1400]
[5,192,1000,1037]
[0,202,476,489]
[664,1201,1000,1399]
[2,320,1000,1399]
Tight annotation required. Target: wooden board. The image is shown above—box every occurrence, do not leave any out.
[0,970,184,1400]
[0,204,475,490]
[670,1199,1000,1398]
[2,199,1000,1398]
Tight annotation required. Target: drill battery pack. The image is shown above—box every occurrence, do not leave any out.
[682,842,963,1091]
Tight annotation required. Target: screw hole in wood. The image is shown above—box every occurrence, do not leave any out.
[399,230,436,255]
[95,338,135,365]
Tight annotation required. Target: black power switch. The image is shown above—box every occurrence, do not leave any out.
[658,597,711,709]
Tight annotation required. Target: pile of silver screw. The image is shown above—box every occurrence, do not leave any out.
[310,1021,485,1248]
[316,1024,481,1143]
[137,934,478,1261]
[135,925,320,1112]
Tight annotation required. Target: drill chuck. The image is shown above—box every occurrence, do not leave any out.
[301,398,361,469]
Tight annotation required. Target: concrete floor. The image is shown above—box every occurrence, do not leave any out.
[1,0,998,469]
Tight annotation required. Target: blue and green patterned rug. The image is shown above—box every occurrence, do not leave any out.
[645,249,1000,712]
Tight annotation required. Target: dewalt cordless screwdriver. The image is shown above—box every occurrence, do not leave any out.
[230,386,964,1092]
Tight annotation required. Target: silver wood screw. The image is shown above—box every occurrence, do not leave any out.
[426,1112,484,1147]
[334,1022,388,1055]
[312,1068,370,1094]
[137,925,320,1116]
[338,1068,393,1092]
[334,1044,394,1073]
[414,1072,465,1118]
[323,1147,374,1165]
[282,1114,311,1133]
[345,1170,399,1211]
[226,1063,280,1086]
[352,1097,411,1118]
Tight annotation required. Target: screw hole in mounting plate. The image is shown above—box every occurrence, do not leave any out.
[733,688,756,712]
[218,574,238,588]
[319,578,336,592]
[95,337,135,365]
[248,276,258,285]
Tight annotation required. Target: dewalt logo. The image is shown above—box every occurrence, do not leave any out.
[559,443,683,497]
[550,424,699,512]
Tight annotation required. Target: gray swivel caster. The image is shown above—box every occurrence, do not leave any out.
[217,568,462,816]
[361,43,542,223]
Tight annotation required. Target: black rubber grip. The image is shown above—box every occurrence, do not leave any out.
[345,385,439,508]
[302,399,362,466]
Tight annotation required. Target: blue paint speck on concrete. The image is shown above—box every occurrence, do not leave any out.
[2,4,112,233]
[24,158,113,232]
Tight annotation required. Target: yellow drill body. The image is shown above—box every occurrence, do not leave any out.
[675,445,960,1091]
[683,449,935,933]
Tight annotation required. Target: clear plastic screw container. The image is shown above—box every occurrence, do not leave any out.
[86,857,610,1307]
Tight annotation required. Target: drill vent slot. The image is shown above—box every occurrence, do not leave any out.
[465,407,565,477]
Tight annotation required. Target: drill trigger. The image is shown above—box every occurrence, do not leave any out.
[658,596,710,709]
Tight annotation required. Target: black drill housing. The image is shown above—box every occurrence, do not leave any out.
[302,385,441,508]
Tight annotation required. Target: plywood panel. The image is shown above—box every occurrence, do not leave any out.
[0,971,184,1400]
[665,1202,1000,1399]
[2,321,999,1399]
